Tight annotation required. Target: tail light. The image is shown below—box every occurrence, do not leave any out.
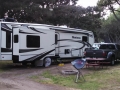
[103,51,106,57]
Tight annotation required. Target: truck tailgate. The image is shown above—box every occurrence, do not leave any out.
[85,49,105,58]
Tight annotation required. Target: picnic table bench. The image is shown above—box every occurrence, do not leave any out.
[86,58,110,69]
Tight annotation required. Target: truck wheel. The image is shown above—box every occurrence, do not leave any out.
[110,57,115,66]
[43,57,52,67]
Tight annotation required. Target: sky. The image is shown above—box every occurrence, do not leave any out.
[77,0,98,7]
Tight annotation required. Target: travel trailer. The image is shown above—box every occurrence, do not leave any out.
[0,22,94,67]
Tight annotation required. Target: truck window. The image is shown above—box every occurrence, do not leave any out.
[116,45,120,50]
[108,45,115,49]
[99,44,115,49]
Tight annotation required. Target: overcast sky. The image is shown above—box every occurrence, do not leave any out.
[76,0,98,7]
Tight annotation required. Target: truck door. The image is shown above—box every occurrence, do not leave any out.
[12,27,19,63]
[116,44,120,59]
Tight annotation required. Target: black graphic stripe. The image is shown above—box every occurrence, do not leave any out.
[58,39,91,47]
[1,48,12,52]
[53,29,89,35]
[52,39,83,45]
[1,24,12,33]
[20,54,55,56]
[1,48,44,53]
[55,45,70,48]
[1,23,12,30]
[30,27,46,34]
[71,44,85,51]
[33,49,55,61]
[19,30,39,34]
[21,24,29,27]
[1,27,12,33]
[58,39,83,43]
[55,39,92,51]
[24,49,55,61]
[19,48,43,53]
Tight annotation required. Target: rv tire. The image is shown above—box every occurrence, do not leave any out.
[22,62,27,66]
[31,61,35,67]
[43,57,52,67]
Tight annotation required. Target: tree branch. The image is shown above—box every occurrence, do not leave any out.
[114,9,120,12]
[108,0,120,21]
[109,4,120,21]
[115,0,120,6]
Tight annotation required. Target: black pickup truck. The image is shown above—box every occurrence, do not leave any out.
[84,43,120,65]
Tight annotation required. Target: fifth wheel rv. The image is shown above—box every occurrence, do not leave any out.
[0,22,94,67]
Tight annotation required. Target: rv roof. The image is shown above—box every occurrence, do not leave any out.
[51,26,93,34]
[1,22,93,34]
[1,22,54,27]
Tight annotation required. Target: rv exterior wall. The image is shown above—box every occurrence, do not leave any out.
[19,27,55,62]
[0,23,1,60]
[54,29,94,59]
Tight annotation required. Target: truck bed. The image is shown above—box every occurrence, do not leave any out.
[85,49,106,58]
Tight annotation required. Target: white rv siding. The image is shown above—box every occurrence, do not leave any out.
[0,22,55,63]
[1,23,12,60]
[53,27,94,58]
[19,26,55,62]
[58,32,87,57]
[0,23,1,60]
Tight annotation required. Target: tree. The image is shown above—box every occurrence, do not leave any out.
[0,0,78,23]
[98,7,120,43]
[97,0,120,21]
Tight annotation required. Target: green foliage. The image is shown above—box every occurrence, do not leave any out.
[39,71,101,90]
[99,7,120,43]
[0,0,79,23]
[51,5,102,31]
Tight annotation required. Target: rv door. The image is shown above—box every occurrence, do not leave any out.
[12,27,19,62]
[55,33,60,55]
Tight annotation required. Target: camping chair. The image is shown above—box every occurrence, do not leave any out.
[71,58,86,82]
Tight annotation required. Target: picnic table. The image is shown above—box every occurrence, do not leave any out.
[85,58,110,69]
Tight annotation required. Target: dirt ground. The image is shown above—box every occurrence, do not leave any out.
[0,63,91,90]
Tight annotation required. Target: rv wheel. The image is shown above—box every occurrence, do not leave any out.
[43,57,52,67]
[22,62,27,66]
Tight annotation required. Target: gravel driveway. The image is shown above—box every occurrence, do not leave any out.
[0,63,81,90]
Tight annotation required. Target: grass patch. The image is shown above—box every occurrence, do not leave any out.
[31,65,120,90]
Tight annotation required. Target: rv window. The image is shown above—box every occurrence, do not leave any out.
[27,35,40,48]
[82,36,88,42]
[64,49,70,54]
[14,35,18,43]
[55,34,58,44]
[6,32,11,48]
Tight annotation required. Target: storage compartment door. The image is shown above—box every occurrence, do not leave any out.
[12,27,19,62]
[71,48,80,57]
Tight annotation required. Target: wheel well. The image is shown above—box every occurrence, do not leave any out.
[112,55,115,59]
